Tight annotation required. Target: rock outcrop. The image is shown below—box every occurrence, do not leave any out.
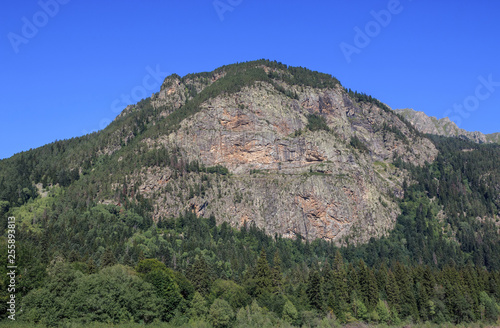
[128,62,438,244]
[395,108,500,144]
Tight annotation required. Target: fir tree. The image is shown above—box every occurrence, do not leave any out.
[347,262,360,301]
[306,269,323,311]
[394,262,417,319]
[271,251,283,294]
[100,248,116,267]
[189,256,211,295]
[358,260,378,310]
[386,269,400,313]
[255,249,272,295]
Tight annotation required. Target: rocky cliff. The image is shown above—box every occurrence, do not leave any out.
[395,108,500,144]
[110,61,438,244]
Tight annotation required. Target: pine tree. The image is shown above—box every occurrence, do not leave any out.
[332,250,349,301]
[416,281,429,321]
[386,269,400,314]
[375,299,391,324]
[394,262,417,320]
[189,256,211,295]
[255,249,272,295]
[347,262,360,301]
[358,260,378,310]
[307,269,323,311]
[329,250,349,320]
[271,251,283,294]
[100,248,116,267]
[282,299,298,324]
[87,258,97,274]
[376,263,389,299]
[422,265,435,299]
[461,265,479,315]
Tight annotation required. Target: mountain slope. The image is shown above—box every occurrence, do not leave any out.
[395,108,500,144]
[104,61,438,243]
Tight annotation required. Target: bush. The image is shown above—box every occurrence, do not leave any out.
[306,114,330,132]
[350,135,369,153]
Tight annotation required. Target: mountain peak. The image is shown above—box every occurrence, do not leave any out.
[395,108,500,144]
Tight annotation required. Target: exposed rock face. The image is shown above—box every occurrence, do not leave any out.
[395,108,500,144]
[167,84,436,171]
[130,73,439,244]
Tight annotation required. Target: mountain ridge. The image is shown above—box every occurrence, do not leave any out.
[395,108,500,144]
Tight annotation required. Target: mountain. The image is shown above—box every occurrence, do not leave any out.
[1,60,439,244]
[1,60,500,326]
[395,108,500,144]
[130,63,440,244]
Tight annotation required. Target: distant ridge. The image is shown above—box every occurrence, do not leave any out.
[395,108,500,144]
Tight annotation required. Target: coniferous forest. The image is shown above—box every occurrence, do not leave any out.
[1,136,499,327]
[1,62,500,327]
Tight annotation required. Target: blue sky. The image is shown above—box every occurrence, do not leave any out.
[2,0,499,159]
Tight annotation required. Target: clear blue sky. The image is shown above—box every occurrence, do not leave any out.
[2,0,499,159]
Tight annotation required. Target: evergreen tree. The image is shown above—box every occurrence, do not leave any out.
[416,281,430,321]
[100,248,116,267]
[306,268,323,311]
[375,299,391,324]
[443,265,475,323]
[87,258,97,274]
[462,265,480,315]
[189,256,211,295]
[358,260,378,310]
[329,250,349,320]
[376,263,389,299]
[254,249,272,295]
[422,265,435,299]
[271,251,283,294]
[394,262,417,319]
[347,262,360,301]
